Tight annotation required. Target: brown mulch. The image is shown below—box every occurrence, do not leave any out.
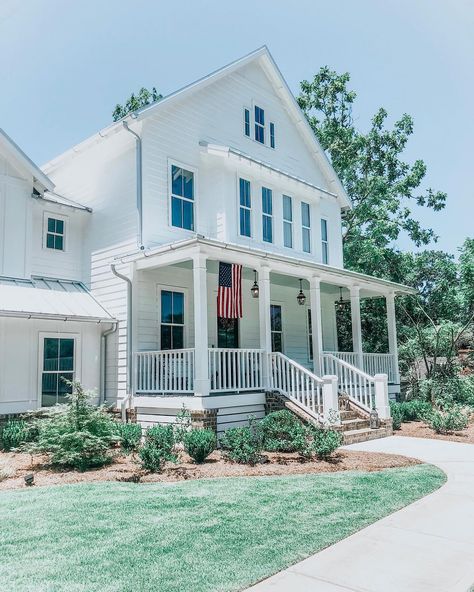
[0,449,420,491]
[395,419,474,444]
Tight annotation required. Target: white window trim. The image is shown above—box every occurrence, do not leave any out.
[321,217,329,264]
[282,195,293,249]
[242,100,276,149]
[238,177,252,238]
[167,158,198,234]
[37,332,81,408]
[261,186,274,244]
[42,211,68,252]
[301,202,312,254]
[307,307,313,361]
[269,121,276,149]
[156,285,189,350]
[254,104,266,145]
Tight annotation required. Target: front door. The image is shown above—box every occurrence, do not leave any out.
[217,317,239,348]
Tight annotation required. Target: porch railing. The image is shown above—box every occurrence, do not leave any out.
[135,349,195,394]
[322,351,397,384]
[321,353,375,413]
[209,348,264,392]
[269,352,323,420]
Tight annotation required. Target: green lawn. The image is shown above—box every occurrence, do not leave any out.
[0,465,445,592]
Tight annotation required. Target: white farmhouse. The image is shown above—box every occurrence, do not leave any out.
[0,47,414,439]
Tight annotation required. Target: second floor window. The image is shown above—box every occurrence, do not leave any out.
[270,122,275,148]
[46,217,65,251]
[270,304,283,352]
[239,178,251,237]
[301,202,311,253]
[254,105,265,144]
[171,165,194,231]
[282,195,293,248]
[244,108,250,137]
[161,290,184,350]
[307,309,313,360]
[262,187,273,243]
[321,218,329,263]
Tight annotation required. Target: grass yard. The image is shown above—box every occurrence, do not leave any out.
[0,465,445,592]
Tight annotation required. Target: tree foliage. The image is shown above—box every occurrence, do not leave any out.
[112,86,162,121]
[297,67,446,276]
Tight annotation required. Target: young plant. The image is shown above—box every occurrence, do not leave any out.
[425,405,470,434]
[138,424,177,472]
[183,429,216,463]
[173,405,191,443]
[303,426,342,460]
[1,419,31,451]
[116,422,142,453]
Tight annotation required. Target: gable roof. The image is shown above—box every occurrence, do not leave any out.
[42,47,351,208]
[0,128,54,192]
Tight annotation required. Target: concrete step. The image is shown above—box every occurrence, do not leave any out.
[342,426,393,445]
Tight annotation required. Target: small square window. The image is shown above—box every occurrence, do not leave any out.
[45,217,65,251]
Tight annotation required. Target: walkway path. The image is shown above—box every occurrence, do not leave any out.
[248,436,474,592]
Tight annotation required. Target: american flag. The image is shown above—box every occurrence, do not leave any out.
[217,262,242,319]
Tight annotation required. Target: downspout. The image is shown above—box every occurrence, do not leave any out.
[100,322,118,405]
[122,120,144,250]
[110,263,133,418]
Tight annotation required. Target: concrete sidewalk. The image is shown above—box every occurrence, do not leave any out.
[247,436,474,592]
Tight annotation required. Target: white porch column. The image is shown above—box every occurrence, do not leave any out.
[374,374,390,418]
[258,265,272,389]
[350,285,363,369]
[386,291,401,385]
[310,275,323,376]
[193,253,210,397]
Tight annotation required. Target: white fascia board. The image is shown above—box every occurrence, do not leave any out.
[0,128,55,192]
[0,310,116,323]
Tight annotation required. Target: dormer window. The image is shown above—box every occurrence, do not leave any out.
[45,216,65,251]
[254,106,265,144]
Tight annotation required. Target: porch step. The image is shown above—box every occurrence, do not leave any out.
[338,418,370,432]
[342,425,393,445]
[339,410,359,421]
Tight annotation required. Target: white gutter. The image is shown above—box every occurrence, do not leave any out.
[100,322,118,405]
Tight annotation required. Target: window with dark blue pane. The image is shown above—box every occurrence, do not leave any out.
[254,105,265,144]
[270,122,275,148]
[283,195,293,248]
[161,290,184,350]
[262,187,273,243]
[171,165,194,231]
[239,178,251,237]
[41,337,74,406]
[270,304,283,352]
[46,217,65,250]
[244,108,250,137]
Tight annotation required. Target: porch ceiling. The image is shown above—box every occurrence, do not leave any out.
[117,237,416,297]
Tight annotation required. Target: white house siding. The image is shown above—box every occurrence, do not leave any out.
[140,59,344,267]
[0,153,32,279]
[0,317,102,415]
[136,263,338,369]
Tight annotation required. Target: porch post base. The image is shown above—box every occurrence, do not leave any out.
[193,378,210,398]
[374,374,390,419]
[322,375,340,424]
[190,409,218,434]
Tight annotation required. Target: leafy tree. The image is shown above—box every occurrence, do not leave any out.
[297,67,447,276]
[112,86,162,121]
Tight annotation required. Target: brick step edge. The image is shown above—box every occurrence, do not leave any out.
[342,426,393,445]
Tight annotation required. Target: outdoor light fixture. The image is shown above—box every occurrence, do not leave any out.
[335,287,345,311]
[250,269,259,298]
[24,474,34,487]
[297,279,306,306]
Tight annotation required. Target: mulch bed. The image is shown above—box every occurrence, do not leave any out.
[0,449,421,491]
[395,419,474,444]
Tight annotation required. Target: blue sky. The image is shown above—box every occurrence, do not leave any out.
[1,0,472,255]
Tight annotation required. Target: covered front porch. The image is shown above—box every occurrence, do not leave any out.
[121,238,412,419]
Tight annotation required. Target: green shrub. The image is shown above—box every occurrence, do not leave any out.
[24,381,119,470]
[425,405,470,434]
[258,410,306,452]
[138,424,177,472]
[116,422,142,453]
[389,402,403,430]
[400,400,432,422]
[138,443,169,472]
[304,426,342,460]
[184,429,216,463]
[220,426,262,465]
[1,420,31,451]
